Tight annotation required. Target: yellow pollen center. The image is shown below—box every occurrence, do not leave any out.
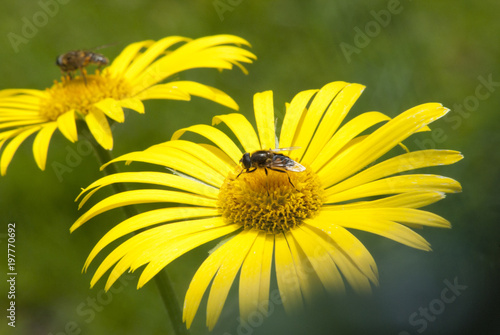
[218,166,324,233]
[39,70,132,120]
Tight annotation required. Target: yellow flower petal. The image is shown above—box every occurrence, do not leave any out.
[92,217,229,287]
[307,111,391,168]
[172,124,242,164]
[33,122,58,170]
[275,232,304,315]
[101,151,225,188]
[94,98,125,122]
[148,140,234,177]
[254,91,275,150]
[0,118,46,130]
[303,222,379,287]
[324,150,463,195]
[1,126,41,175]
[85,108,113,149]
[131,35,255,90]
[137,223,241,290]
[57,110,78,142]
[320,103,449,187]
[239,231,271,321]
[325,191,446,210]
[75,170,219,210]
[134,83,192,101]
[285,231,324,305]
[278,89,319,149]
[290,227,346,295]
[124,36,190,80]
[289,82,354,160]
[324,174,461,204]
[212,113,261,153]
[74,189,217,231]
[107,40,155,75]
[206,229,258,330]
[166,81,239,110]
[183,229,247,329]
[98,220,239,290]
[302,83,365,163]
[315,210,431,251]
[83,207,219,270]
[118,97,144,114]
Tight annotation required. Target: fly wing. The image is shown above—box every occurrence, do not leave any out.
[271,155,306,172]
[286,160,306,172]
[270,146,301,153]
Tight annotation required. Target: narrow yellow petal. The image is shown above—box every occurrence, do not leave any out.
[124,36,190,80]
[258,234,274,315]
[94,98,125,122]
[253,91,275,150]
[285,231,324,305]
[101,151,225,188]
[150,140,233,176]
[325,174,462,204]
[319,103,449,187]
[107,40,155,75]
[275,232,304,315]
[92,218,235,290]
[315,211,431,251]
[184,229,247,328]
[137,223,240,289]
[212,113,261,153]
[133,83,192,101]
[76,171,219,205]
[118,97,145,114]
[324,191,446,210]
[171,124,242,164]
[323,150,463,195]
[292,82,360,160]
[0,119,46,130]
[239,231,268,321]
[166,81,239,110]
[206,229,258,330]
[303,83,365,163]
[307,111,391,168]
[322,207,451,228]
[57,110,78,142]
[132,35,255,90]
[33,122,58,170]
[85,108,113,149]
[303,221,379,286]
[278,89,319,149]
[290,227,346,295]
[1,126,41,175]
[84,208,219,270]
[72,189,217,231]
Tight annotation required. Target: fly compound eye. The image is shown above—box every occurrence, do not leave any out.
[241,153,251,169]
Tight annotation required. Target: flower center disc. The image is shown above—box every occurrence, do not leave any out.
[218,167,324,233]
[39,71,131,120]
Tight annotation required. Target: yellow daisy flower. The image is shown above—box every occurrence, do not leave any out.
[71,81,463,330]
[0,35,255,175]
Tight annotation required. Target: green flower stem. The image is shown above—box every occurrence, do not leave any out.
[86,133,189,335]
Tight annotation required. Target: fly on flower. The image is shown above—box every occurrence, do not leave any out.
[0,35,256,175]
[56,49,109,83]
[237,147,305,188]
[72,81,463,331]
[56,50,109,75]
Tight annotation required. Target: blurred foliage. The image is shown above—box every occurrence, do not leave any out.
[0,0,499,334]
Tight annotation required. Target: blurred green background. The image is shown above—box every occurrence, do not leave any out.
[1,1,499,334]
